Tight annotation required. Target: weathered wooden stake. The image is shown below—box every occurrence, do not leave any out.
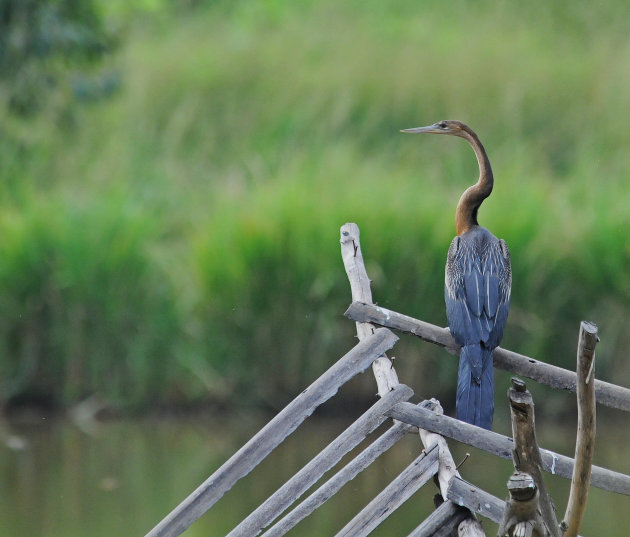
[504,378,561,537]
[415,400,459,501]
[411,401,483,537]
[561,321,598,537]
[498,471,545,537]
[341,223,399,395]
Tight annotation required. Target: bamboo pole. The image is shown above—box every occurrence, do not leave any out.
[345,301,630,412]
[144,328,398,537]
[562,322,598,537]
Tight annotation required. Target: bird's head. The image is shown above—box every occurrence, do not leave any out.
[401,120,469,138]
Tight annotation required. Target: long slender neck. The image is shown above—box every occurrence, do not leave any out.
[455,128,494,236]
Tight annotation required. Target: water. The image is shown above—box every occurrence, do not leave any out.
[1,407,629,536]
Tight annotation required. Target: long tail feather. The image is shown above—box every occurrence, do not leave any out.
[456,344,494,429]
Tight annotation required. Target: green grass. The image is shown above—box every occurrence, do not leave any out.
[0,193,183,408]
[1,0,630,411]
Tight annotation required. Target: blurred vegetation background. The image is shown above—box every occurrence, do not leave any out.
[1,0,630,416]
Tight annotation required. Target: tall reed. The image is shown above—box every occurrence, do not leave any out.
[1,0,629,410]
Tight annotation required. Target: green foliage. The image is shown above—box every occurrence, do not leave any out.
[0,194,182,409]
[0,0,117,117]
[2,0,630,410]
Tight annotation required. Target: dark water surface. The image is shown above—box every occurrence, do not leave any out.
[1,405,629,536]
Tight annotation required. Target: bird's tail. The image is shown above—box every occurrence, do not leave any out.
[456,343,494,430]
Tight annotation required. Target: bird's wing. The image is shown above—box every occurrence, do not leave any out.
[445,234,511,348]
[445,236,489,346]
[485,238,511,349]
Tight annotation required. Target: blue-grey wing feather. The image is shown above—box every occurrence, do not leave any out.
[446,237,480,345]
[486,238,511,348]
[445,229,511,349]
[447,228,510,430]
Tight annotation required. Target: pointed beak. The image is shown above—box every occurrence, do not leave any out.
[400,124,440,134]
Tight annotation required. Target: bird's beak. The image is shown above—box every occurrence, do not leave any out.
[400,124,441,134]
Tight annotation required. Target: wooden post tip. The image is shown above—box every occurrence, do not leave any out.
[511,378,527,392]
[580,321,598,334]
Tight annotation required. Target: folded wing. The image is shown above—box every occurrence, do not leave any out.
[445,229,511,350]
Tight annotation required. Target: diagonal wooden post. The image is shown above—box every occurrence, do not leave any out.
[227,384,414,537]
[260,417,416,537]
[144,328,398,537]
[334,445,440,537]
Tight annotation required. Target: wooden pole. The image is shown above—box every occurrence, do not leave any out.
[405,500,471,537]
[345,301,630,412]
[415,400,486,536]
[341,223,485,537]
[415,400,459,501]
[562,322,598,537]
[447,476,505,523]
[144,328,398,537]
[333,445,440,537]
[505,378,561,537]
[341,224,399,395]
[227,384,413,537]
[385,401,630,495]
[446,478,587,537]
[261,418,416,537]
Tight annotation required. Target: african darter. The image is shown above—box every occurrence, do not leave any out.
[402,120,511,430]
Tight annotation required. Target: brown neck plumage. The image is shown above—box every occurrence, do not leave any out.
[454,127,494,236]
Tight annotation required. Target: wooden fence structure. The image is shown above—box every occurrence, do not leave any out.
[144,223,630,537]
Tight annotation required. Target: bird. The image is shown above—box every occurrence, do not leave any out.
[401,120,511,429]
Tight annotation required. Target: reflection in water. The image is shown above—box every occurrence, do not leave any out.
[0,408,628,536]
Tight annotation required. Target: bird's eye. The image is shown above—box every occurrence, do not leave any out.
[438,122,447,129]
